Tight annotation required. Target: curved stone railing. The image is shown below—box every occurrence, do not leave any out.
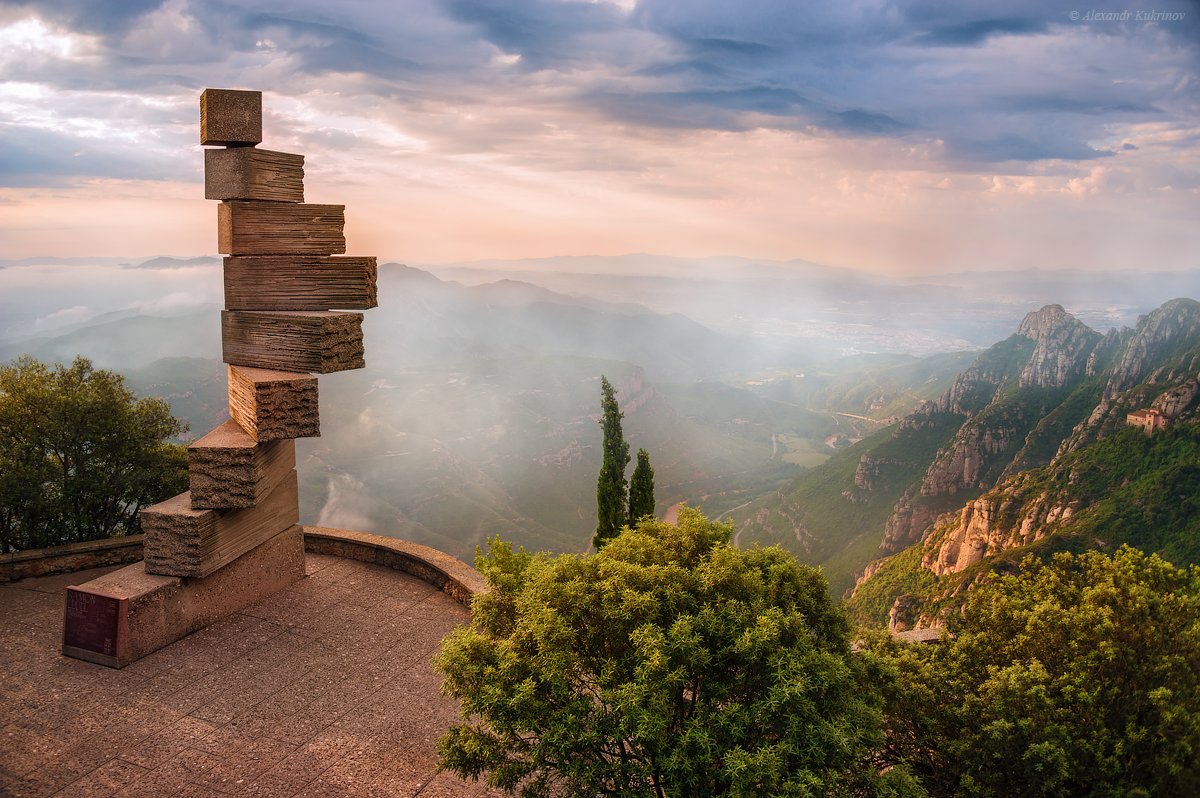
[5,528,485,608]
[302,526,485,605]
[1,536,145,583]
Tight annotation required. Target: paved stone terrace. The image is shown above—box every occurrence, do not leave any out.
[0,555,504,797]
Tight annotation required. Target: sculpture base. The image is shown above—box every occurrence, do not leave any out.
[62,524,305,668]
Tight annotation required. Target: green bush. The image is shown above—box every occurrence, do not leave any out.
[436,508,922,797]
[0,356,188,551]
[867,546,1200,797]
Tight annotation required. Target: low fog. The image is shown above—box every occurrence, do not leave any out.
[3,254,1196,559]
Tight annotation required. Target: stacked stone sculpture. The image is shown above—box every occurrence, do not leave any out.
[61,89,377,668]
[138,88,376,579]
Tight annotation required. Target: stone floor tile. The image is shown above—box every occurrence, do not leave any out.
[0,556,476,798]
[51,757,150,798]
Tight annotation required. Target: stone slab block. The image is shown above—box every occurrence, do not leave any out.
[200,88,262,147]
[227,365,320,442]
[187,419,296,509]
[222,310,364,373]
[218,201,345,256]
[140,470,299,578]
[205,148,304,202]
[62,524,305,668]
[223,256,377,310]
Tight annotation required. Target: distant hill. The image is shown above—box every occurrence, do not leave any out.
[369,263,808,382]
[129,256,221,269]
[8,265,851,559]
[731,297,1200,605]
[0,307,220,369]
[428,256,1200,351]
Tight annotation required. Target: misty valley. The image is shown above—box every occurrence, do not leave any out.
[3,254,1198,605]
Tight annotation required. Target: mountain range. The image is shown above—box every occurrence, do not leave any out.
[3,254,1197,577]
[732,297,1200,609]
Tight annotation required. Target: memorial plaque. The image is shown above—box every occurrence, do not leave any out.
[63,588,124,665]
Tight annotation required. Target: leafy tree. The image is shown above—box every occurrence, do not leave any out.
[0,356,188,551]
[628,447,655,525]
[868,546,1200,797]
[593,374,629,548]
[436,508,923,797]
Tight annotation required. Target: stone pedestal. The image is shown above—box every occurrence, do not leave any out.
[62,525,305,668]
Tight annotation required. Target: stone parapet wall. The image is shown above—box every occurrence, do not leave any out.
[4,528,484,604]
[0,536,145,583]
[302,527,485,605]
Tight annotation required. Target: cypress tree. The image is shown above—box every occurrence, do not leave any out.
[593,375,630,548]
[628,448,655,525]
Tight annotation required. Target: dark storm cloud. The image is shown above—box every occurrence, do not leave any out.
[950,134,1115,164]
[624,0,1198,162]
[4,0,166,34]
[183,4,425,76]
[0,125,190,186]
[2,0,1198,187]
[899,1,1053,45]
[912,17,1048,46]
[821,110,907,135]
[441,0,624,69]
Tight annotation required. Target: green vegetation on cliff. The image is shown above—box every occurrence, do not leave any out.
[746,299,1200,611]
[734,411,963,596]
[848,421,1200,627]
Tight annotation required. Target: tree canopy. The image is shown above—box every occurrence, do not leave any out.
[628,447,655,525]
[0,356,188,551]
[593,374,630,548]
[436,508,920,797]
[869,546,1200,798]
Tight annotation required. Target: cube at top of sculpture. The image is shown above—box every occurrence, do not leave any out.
[201,88,263,147]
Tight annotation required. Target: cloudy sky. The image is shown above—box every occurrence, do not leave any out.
[1,0,1197,275]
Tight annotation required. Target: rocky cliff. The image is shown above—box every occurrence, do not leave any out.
[1059,298,1200,454]
[1016,304,1103,389]
[738,298,1200,604]
[879,489,939,552]
[1104,298,1200,400]
[849,298,1200,629]
[920,477,1074,577]
[877,304,1099,551]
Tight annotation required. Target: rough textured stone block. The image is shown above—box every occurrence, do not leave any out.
[218,201,345,256]
[140,470,299,578]
[205,148,304,202]
[62,525,305,668]
[222,310,364,373]
[227,365,320,442]
[200,88,262,147]
[224,256,378,310]
[187,420,296,509]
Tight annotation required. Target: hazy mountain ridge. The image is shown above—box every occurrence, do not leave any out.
[848,301,1200,628]
[371,263,807,381]
[8,254,1197,573]
[431,256,1200,351]
[7,263,848,559]
[732,297,1200,598]
[0,307,221,370]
